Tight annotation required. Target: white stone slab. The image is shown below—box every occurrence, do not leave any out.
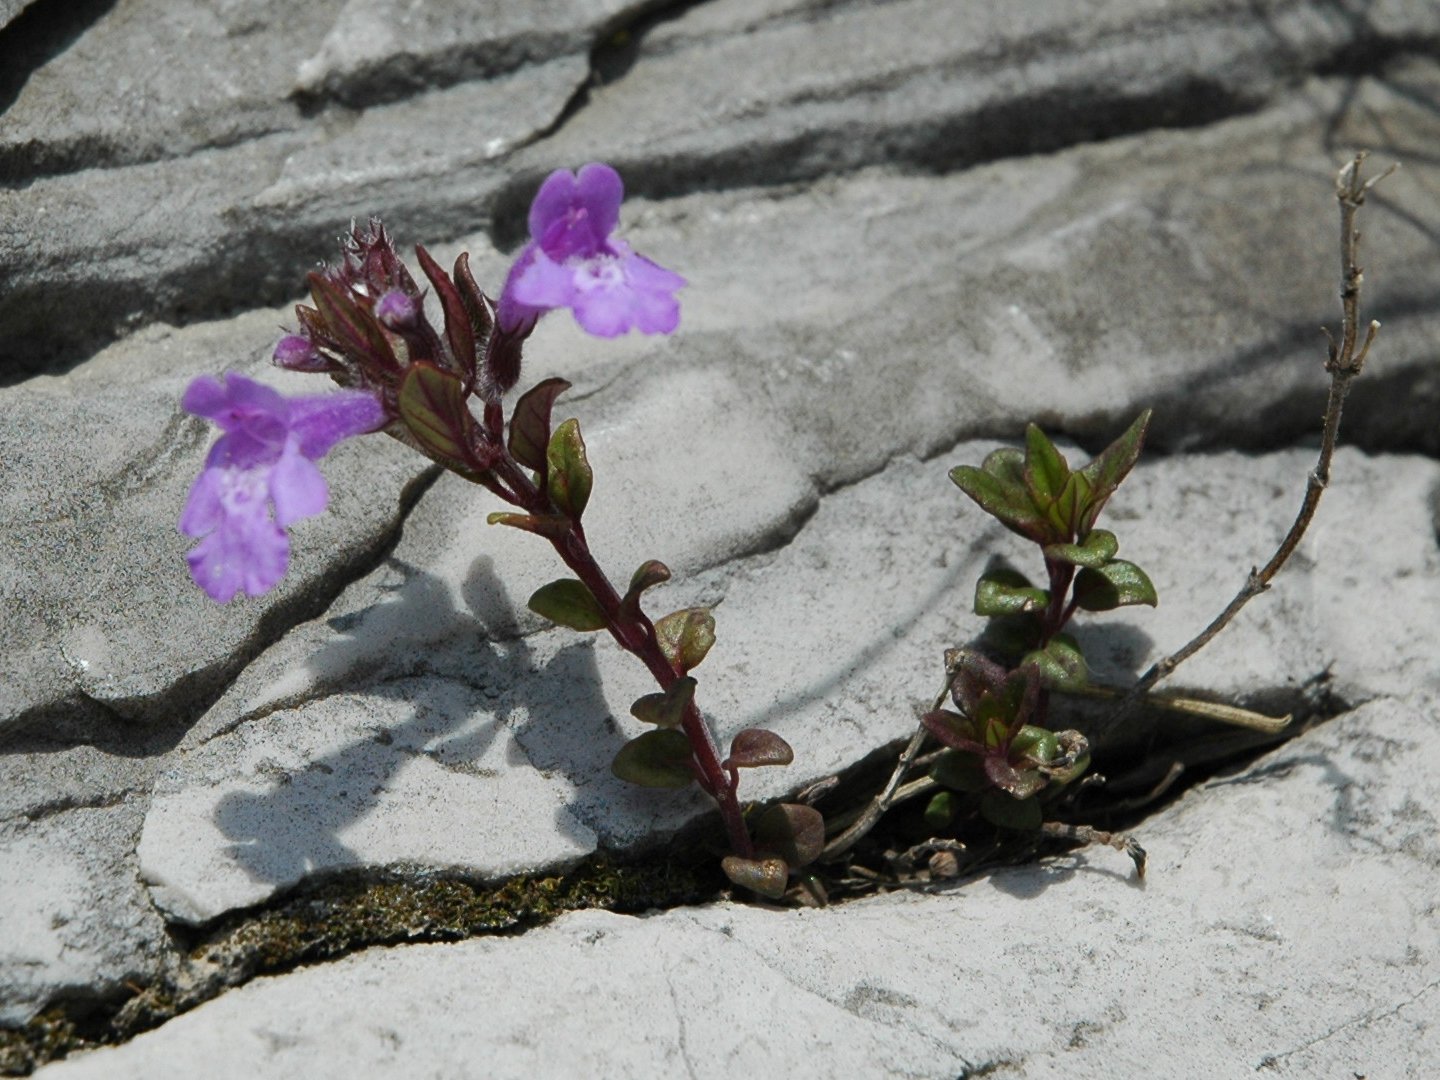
[42,693,1440,1078]
[139,677,597,926]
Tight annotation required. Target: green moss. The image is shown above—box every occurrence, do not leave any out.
[0,1009,78,1075]
[2,851,723,1076]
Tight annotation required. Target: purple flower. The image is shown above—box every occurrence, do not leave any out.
[498,163,686,338]
[179,373,387,604]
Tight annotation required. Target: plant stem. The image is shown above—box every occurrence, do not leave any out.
[820,664,959,862]
[1116,153,1393,710]
[490,454,755,858]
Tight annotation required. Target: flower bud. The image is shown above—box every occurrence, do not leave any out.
[376,289,420,330]
[272,334,329,372]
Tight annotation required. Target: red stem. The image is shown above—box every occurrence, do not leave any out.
[490,455,755,858]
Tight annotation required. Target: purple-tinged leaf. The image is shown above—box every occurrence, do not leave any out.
[612,729,694,788]
[415,243,474,378]
[397,361,482,474]
[754,803,825,868]
[620,559,671,620]
[452,251,494,342]
[1077,409,1151,534]
[921,710,984,756]
[946,648,1010,718]
[508,378,571,475]
[528,578,608,632]
[720,855,790,900]
[485,512,571,538]
[546,417,592,519]
[982,758,1048,800]
[725,728,793,769]
[308,271,398,374]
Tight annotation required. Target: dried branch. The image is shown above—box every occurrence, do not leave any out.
[1118,152,1395,708]
[820,664,958,862]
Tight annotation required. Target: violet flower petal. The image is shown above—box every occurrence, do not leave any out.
[179,372,385,604]
[268,443,329,528]
[569,246,686,338]
[185,513,290,605]
[288,390,388,459]
[510,249,581,310]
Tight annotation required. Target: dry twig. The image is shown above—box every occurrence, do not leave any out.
[1117,152,1395,710]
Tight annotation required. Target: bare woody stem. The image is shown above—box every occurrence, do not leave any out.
[1119,152,1394,707]
[820,663,960,862]
[489,455,755,859]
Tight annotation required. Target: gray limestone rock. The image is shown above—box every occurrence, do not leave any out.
[0,800,166,1027]
[36,692,1440,1078]
[4,0,1440,1065]
[131,444,1440,924]
[0,312,424,737]
[6,0,1440,383]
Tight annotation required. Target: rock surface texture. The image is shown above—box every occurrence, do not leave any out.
[3,0,1439,1076]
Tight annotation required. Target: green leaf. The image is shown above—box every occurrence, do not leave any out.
[485,512,570,538]
[931,749,988,792]
[725,728,794,769]
[1076,409,1151,534]
[1042,731,1091,786]
[414,243,474,376]
[1023,424,1070,504]
[720,855,790,900]
[976,614,1043,665]
[1009,725,1059,766]
[974,568,1049,618]
[1022,633,1088,691]
[1074,559,1158,611]
[611,729,694,788]
[979,790,1043,831]
[527,578,608,632]
[397,361,481,474]
[923,791,958,830]
[508,378,571,474]
[1047,471,1092,538]
[654,608,716,674]
[546,417,592,519]
[629,677,697,728]
[754,803,825,867]
[950,448,1051,542]
[1043,528,1118,569]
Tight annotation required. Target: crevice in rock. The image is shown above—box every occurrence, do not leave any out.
[8,11,1438,380]
[19,786,143,824]
[0,0,117,121]
[291,0,685,115]
[0,671,1356,1073]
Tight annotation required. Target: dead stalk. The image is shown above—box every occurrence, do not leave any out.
[1117,152,1394,709]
